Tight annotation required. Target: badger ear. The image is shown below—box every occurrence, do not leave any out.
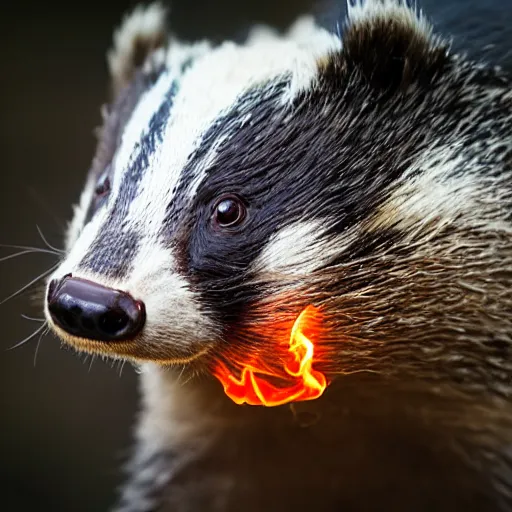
[107,3,168,96]
[321,0,449,92]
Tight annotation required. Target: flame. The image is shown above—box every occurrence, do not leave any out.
[214,305,328,406]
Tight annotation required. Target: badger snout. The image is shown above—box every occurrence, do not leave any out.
[47,275,146,342]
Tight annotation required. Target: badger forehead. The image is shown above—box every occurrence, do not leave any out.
[83,21,339,252]
[118,21,339,199]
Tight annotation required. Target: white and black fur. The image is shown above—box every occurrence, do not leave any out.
[44,1,512,510]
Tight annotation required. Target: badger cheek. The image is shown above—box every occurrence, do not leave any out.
[46,311,214,365]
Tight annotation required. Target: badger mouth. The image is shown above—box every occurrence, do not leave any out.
[44,274,212,365]
[47,321,213,365]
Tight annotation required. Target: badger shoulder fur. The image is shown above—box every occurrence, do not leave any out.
[43,1,512,511]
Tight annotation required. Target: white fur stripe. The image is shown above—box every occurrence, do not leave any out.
[254,220,356,276]
[112,70,175,196]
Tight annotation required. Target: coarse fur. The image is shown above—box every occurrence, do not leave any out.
[44,0,512,510]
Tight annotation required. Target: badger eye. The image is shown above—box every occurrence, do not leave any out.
[213,195,246,228]
[94,170,111,197]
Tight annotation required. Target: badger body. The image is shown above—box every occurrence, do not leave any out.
[43,1,512,511]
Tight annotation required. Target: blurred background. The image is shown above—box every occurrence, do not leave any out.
[0,1,510,511]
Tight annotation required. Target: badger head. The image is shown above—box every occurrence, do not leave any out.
[44,1,512,397]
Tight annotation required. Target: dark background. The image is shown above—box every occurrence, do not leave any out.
[0,1,510,511]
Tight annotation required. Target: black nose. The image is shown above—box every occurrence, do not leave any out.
[47,275,146,342]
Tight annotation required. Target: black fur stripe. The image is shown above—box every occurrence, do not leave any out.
[81,78,178,278]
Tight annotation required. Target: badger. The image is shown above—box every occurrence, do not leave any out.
[42,0,512,510]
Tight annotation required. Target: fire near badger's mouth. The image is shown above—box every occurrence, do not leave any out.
[214,305,328,406]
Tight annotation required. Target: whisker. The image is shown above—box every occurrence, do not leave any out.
[7,322,47,351]
[118,360,127,377]
[0,250,48,264]
[33,326,49,367]
[21,314,46,322]
[0,244,61,256]
[180,369,195,386]
[177,364,187,385]
[36,224,64,254]
[27,186,66,231]
[0,263,59,306]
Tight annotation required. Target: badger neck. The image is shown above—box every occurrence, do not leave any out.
[137,364,268,450]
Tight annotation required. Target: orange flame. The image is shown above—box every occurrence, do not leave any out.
[214,305,328,406]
